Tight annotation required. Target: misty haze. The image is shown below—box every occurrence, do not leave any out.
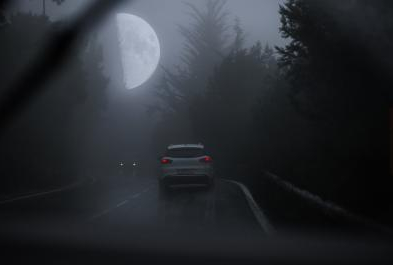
[1,1,393,264]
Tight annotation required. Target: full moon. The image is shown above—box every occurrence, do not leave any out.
[116,13,161,89]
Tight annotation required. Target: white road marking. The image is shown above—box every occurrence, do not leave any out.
[131,187,152,198]
[89,184,153,221]
[0,180,82,205]
[89,209,113,220]
[116,200,129,208]
[132,193,141,199]
[225,179,275,235]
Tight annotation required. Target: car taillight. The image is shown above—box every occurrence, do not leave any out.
[199,156,213,163]
[161,158,172,164]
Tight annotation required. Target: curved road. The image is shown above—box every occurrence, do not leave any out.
[0,175,269,236]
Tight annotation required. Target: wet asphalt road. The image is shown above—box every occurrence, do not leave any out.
[0,175,265,236]
[2,175,393,265]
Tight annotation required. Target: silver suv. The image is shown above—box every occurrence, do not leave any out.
[159,144,214,191]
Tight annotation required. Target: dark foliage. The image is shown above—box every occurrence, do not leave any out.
[0,13,108,196]
[151,0,393,223]
[189,43,279,175]
[275,0,393,219]
[151,0,238,153]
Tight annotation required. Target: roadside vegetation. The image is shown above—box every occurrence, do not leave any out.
[151,0,393,223]
[1,0,393,226]
[0,9,108,197]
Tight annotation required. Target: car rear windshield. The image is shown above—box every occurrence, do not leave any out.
[166,148,205,158]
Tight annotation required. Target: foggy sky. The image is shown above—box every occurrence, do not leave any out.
[14,0,286,68]
[128,0,286,67]
[11,0,287,162]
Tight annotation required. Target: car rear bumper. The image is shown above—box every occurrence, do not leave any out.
[161,174,212,186]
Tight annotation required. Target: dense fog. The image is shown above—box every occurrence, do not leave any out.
[1,0,393,246]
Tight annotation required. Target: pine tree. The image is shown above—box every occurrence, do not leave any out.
[188,43,279,170]
[150,0,242,149]
[0,12,109,195]
[276,0,393,216]
[155,0,237,115]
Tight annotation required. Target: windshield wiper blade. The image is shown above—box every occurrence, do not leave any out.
[0,0,130,134]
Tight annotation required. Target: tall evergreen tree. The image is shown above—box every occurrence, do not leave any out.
[155,0,233,115]
[276,0,393,216]
[188,43,279,174]
[151,0,241,150]
[0,12,108,195]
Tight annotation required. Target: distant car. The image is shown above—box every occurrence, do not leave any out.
[159,144,214,192]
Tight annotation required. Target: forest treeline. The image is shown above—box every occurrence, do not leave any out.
[1,0,393,223]
[151,0,393,221]
[0,7,108,195]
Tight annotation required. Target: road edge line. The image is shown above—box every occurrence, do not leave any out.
[0,178,86,205]
[225,179,275,235]
[264,171,393,235]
